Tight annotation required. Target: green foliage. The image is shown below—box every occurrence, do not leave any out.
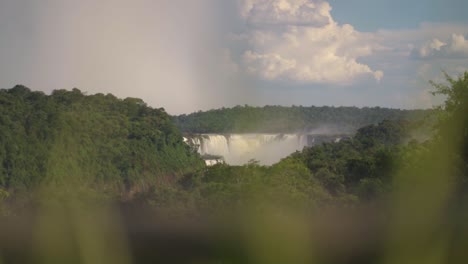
[0,75,454,209]
[0,188,9,215]
[431,71,468,187]
[174,104,432,134]
[380,72,468,264]
[185,159,332,212]
[354,119,407,147]
[0,188,8,200]
[285,119,411,200]
[1,73,467,263]
[0,86,203,195]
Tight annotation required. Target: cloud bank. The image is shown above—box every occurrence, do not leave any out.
[236,0,384,84]
[1,0,468,113]
[412,34,468,59]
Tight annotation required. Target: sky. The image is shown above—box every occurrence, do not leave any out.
[1,0,467,114]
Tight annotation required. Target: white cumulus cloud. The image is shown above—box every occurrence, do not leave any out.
[412,34,468,59]
[240,0,332,26]
[415,38,446,58]
[236,0,383,84]
[449,34,468,56]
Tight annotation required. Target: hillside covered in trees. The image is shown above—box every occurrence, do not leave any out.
[0,85,430,213]
[0,81,448,210]
[0,85,203,196]
[174,105,433,134]
[0,73,467,263]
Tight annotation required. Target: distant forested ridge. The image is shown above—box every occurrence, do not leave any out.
[174,105,433,134]
[0,85,203,193]
[0,85,429,208]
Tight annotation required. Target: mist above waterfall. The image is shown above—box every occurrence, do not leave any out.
[186,133,344,165]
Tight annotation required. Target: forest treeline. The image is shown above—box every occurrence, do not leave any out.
[138,72,467,216]
[0,85,417,212]
[0,72,467,216]
[0,88,423,208]
[174,104,433,134]
[135,119,416,212]
[0,85,203,196]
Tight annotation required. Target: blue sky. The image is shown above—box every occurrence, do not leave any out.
[0,0,467,114]
[329,0,468,31]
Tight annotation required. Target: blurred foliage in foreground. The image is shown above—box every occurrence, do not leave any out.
[0,72,467,263]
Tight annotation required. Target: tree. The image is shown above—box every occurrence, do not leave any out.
[431,71,468,183]
[431,72,468,144]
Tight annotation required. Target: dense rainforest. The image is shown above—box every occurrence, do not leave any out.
[0,85,203,197]
[0,73,465,213]
[0,73,467,263]
[174,104,432,134]
[138,118,434,213]
[0,85,433,212]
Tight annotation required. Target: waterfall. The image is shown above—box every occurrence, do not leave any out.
[186,134,310,165]
[198,135,230,158]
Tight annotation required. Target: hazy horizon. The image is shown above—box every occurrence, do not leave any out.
[1,84,436,116]
[1,0,468,114]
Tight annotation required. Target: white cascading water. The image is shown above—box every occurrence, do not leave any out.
[186,134,309,165]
